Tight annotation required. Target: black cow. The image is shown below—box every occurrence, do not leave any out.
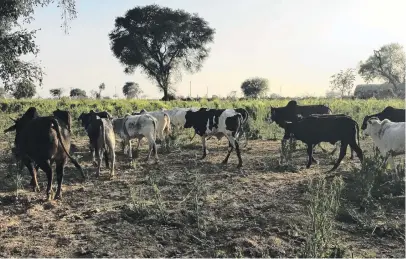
[361,106,405,130]
[78,110,113,164]
[4,108,85,200]
[283,114,363,171]
[184,108,244,168]
[268,100,332,126]
[85,113,116,178]
[268,100,355,158]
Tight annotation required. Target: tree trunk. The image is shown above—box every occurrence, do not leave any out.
[163,87,168,101]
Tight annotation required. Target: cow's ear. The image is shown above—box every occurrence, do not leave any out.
[4,124,16,133]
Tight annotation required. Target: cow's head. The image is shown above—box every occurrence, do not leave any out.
[78,112,91,129]
[4,107,39,134]
[53,109,72,133]
[363,117,380,136]
[282,121,295,140]
[267,107,282,124]
[184,110,197,129]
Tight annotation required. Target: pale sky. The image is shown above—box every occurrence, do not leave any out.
[23,0,406,98]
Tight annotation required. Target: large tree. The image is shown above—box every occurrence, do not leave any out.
[358,43,405,95]
[240,77,269,98]
[122,82,143,99]
[0,0,77,92]
[330,68,356,97]
[13,79,37,99]
[109,4,215,101]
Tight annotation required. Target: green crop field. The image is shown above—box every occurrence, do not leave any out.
[0,98,404,257]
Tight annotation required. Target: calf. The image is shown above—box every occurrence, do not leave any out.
[361,106,405,130]
[133,110,171,142]
[120,114,158,161]
[363,118,405,169]
[78,110,113,163]
[184,108,244,168]
[86,113,116,178]
[283,114,363,171]
[4,108,85,200]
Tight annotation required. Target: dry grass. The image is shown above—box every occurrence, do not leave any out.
[0,134,404,257]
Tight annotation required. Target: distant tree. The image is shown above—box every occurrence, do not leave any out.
[12,80,36,99]
[70,88,87,98]
[269,93,282,99]
[227,90,237,99]
[0,0,77,92]
[325,90,341,98]
[109,4,215,101]
[49,88,63,99]
[90,90,100,99]
[330,68,356,97]
[359,43,405,95]
[98,82,105,98]
[241,77,269,98]
[122,82,142,99]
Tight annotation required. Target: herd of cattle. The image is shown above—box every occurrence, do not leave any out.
[2,100,405,200]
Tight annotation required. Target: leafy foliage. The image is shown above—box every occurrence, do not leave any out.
[109,4,215,100]
[12,80,36,99]
[70,88,87,98]
[123,82,143,99]
[49,88,63,99]
[358,43,405,95]
[240,77,269,98]
[0,0,77,92]
[330,68,356,97]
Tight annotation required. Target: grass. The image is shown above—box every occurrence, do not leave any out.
[0,97,404,257]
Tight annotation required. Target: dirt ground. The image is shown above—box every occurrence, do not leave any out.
[0,135,404,258]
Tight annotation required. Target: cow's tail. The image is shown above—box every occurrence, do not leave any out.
[151,116,157,140]
[51,118,86,179]
[355,121,360,146]
[163,112,171,135]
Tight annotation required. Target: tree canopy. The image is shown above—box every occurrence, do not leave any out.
[12,79,37,99]
[70,88,87,98]
[109,4,215,100]
[49,88,63,98]
[122,82,143,99]
[240,77,269,98]
[330,68,356,97]
[358,43,405,95]
[0,0,77,93]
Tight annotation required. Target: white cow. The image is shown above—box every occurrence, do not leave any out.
[135,110,171,142]
[113,114,158,161]
[364,118,405,169]
[162,107,199,130]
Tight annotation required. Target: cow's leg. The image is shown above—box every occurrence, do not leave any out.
[224,135,243,168]
[37,160,53,200]
[349,147,354,160]
[104,150,109,168]
[24,159,40,192]
[200,136,208,160]
[306,145,314,169]
[110,149,116,177]
[54,160,66,200]
[331,142,348,171]
[90,145,97,166]
[221,142,234,165]
[349,140,363,164]
[95,146,102,177]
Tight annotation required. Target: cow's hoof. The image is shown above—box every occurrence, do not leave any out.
[46,194,52,201]
[92,161,97,167]
[237,164,243,168]
[54,194,62,200]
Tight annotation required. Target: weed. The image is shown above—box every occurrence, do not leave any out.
[148,170,168,223]
[302,175,345,258]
